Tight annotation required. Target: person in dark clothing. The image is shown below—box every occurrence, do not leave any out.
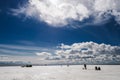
[95,66,98,70]
[95,66,101,71]
[98,67,101,70]
[84,64,87,70]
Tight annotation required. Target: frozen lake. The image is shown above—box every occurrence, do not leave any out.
[0,65,120,80]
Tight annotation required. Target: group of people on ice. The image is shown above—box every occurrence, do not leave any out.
[83,64,101,71]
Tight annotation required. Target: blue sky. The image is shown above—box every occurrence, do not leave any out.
[0,0,120,64]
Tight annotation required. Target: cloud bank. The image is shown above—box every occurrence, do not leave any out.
[12,0,120,27]
[0,42,120,64]
[44,42,120,64]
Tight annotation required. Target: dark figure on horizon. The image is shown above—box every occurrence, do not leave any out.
[21,64,32,68]
[84,64,87,70]
[98,67,101,70]
[95,66,98,70]
[95,66,101,71]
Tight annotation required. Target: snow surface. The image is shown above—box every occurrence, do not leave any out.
[0,65,120,80]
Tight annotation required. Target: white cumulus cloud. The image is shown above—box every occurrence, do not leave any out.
[36,52,51,56]
[11,0,120,27]
[36,52,51,60]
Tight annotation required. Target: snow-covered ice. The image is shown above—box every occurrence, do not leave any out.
[0,65,120,80]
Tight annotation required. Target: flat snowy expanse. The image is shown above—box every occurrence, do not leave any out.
[0,65,120,80]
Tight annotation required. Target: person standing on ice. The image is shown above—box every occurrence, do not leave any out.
[84,64,87,70]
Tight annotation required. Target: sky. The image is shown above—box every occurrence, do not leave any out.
[0,0,120,64]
